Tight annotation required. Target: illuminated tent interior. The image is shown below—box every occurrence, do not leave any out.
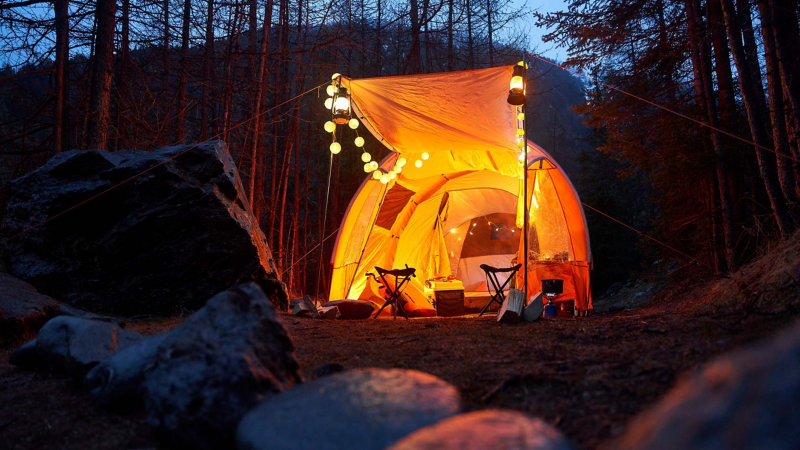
[329,65,592,315]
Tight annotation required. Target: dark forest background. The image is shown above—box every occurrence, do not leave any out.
[0,0,798,299]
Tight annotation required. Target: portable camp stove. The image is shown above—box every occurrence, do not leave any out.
[541,279,563,318]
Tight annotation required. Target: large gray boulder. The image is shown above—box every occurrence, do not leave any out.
[1,141,287,316]
[236,368,462,450]
[0,273,60,345]
[14,316,145,379]
[616,320,800,450]
[388,410,574,450]
[83,332,170,410]
[141,282,300,450]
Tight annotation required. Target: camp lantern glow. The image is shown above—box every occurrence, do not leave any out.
[507,64,526,105]
[332,87,351,124]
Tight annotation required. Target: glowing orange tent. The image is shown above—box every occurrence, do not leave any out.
[330,65,593,313]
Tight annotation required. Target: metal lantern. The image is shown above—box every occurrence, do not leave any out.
[332,86,351,124]
[507,64,526,105]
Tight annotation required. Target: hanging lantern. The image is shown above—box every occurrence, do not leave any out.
[354,136,365,147]
[421,152,429,160]
[397,157,407,167]
[332,87,351,124]
[415,159,423,168]
[370,161,378,170]
[348,118,359,129]
[324,98,333,109]
[364,163,372,172]
[507,64,526,105]
[324,121,335,133]
[330,142,341,154]
[326,85,336,97]
[361,152,371,162]
[372,170,382,180]
[380,174,389,184]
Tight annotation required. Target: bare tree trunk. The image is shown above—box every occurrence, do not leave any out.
[467,0,474,69]
[708,0,736,126]
[486,0,493,66]
[87,0,117,151]
[685,0,737,271]
[758,0,798,203]
[177,0,191,143]
[768,0,800,141]
[201,0,214,140]
[447,0,453,71]
[163,0,171,142]
[736,0,767,116]
[720,0,792,236]
[376,0,382,76]
[53,0,68,154]
[248,0,275,210]
[408,0,421,74]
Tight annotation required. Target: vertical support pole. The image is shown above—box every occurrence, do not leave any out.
[521,58,529,306]
[522,106,528,306]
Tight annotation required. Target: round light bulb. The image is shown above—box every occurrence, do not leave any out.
[364,163,372,172]
[370,161,378,170]
[397,157,407,167]
[421,152,429,160]
[361,152,371,162]
[389,171,396,179]
[324,98,333,109]
[330,142,341,154]
[415,159,423,168]
[372,171,381,180]
[324,121,335,133]
[326,85,336,97]
[517,139,524,148]
[517,112,525,121]
[348,118,359,129]
[331,72,341,80]
[516,129,524,136]
[354,137,365,147]
[394,166,402,174]
[518,153,525,161]
[380,175,389,184]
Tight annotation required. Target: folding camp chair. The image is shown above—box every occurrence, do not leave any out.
[372,265,417,320]
[478,263,522,317]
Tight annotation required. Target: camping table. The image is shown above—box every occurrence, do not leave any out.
[424,280,465,317]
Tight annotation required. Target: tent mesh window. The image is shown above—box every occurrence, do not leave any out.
[529,170,574,263]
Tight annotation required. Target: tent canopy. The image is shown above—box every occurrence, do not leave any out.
[331,66,593,311]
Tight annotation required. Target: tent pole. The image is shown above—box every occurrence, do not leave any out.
[522,59,529,307]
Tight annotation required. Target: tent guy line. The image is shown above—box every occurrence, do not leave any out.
[525,51,800,165]
[1,81,330,245]
[581,202,724,276]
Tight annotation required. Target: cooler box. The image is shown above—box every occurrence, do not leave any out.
[424,280,465,317]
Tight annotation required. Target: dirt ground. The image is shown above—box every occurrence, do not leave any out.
[1,308,796,450]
